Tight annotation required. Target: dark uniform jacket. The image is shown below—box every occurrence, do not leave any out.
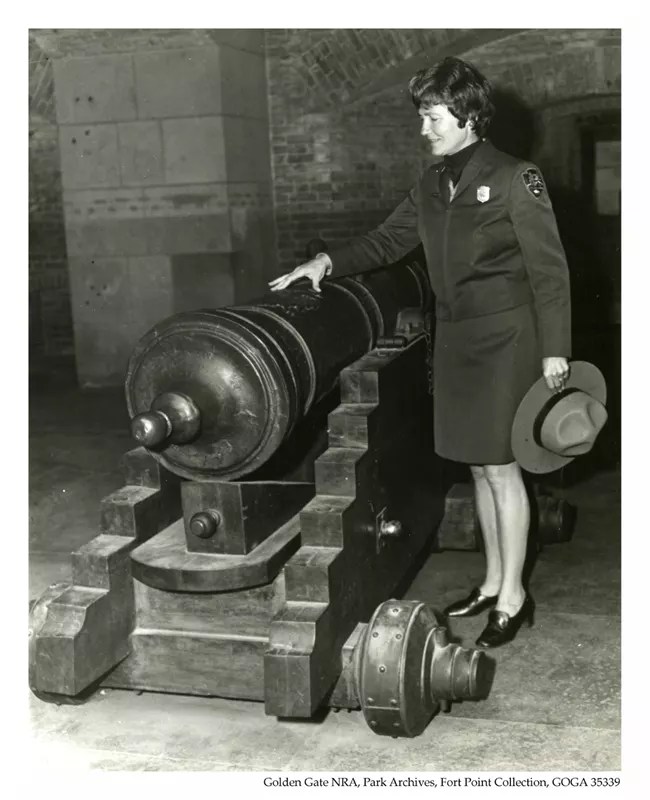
[329,140,571,357]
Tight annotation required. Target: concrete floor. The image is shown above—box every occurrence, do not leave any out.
[28,362,620,771]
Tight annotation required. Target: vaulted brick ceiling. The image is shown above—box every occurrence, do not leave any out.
[266,29,518,102]
[267,28,621,111]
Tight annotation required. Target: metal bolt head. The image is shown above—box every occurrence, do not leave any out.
[190,510,221,539]
[379,665,386,673]
[372,631,379,638]
[395,633,402,640]
[380,519,403,538]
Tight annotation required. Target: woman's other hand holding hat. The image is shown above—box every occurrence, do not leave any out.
[542,357,570,393]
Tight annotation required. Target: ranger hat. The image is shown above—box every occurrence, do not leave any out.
[511,361,608,474]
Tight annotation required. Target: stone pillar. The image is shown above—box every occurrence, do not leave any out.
[53,33,276,386]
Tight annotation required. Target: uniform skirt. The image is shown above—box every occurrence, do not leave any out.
[433,303,540,465]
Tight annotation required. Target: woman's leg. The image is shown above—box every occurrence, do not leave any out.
[483,462,530,615]
[469,464,502,596]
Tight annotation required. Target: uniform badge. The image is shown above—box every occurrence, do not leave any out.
[477,185,490,203]
[522,168,546,198]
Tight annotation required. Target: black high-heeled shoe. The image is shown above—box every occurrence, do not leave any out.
[443,588,498,618]
[475,594,535,648]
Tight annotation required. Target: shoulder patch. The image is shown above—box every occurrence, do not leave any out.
[522,167,546,199]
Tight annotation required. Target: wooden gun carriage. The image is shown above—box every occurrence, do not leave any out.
[30,257,500,738]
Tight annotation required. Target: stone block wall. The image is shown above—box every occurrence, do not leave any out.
[47,32,275,386]
[29,37,72,356]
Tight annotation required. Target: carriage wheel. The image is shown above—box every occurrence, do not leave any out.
[356,599,494,737]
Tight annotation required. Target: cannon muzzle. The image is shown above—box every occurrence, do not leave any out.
[130,391,201,448]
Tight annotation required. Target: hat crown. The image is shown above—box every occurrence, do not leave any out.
[538,391,608,457]
[511,361,608,474]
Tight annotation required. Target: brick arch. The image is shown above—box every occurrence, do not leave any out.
[322,29,526,107]
[266,29,524,115]
[489,49,621,109]
[330,36,621,168]
[538,93,621,119]
[331,34,621,175]
[338,29,621,112]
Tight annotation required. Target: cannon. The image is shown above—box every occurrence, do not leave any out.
[29,256,496,738]
[125,260,432,481]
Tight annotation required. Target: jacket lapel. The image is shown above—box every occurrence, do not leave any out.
[423,164,444,197]
[450,140,493,203]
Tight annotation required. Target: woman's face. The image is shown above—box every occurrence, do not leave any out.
[419,104,477,157]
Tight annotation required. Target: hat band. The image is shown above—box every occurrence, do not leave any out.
[532,388,580,449]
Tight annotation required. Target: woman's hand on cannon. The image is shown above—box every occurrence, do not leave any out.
[542,357,570,393]
[269,253,332,294]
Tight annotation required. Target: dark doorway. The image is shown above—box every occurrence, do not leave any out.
[579,113,621,326]
[576,110,621,468]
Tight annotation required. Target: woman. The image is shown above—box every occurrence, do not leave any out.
[269,57,571,648]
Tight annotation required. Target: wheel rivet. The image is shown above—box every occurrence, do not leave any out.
[393,722,400,728]
[367,697,374,704]
[370,720,377,727]
[379,665,386,673]
[390,699,398,706]
[372,631,379,638]
[395,633,402,640]
[391,607,400,615]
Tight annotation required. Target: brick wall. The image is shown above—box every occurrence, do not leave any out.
[267,101,425,268]
[266,29,621,271]
[29,35,73,356]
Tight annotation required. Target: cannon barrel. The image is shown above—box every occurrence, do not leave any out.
[125,259,431,481]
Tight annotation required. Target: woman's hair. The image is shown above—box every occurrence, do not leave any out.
[408,57,495,138]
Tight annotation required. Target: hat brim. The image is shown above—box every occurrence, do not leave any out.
[511,361,607,474]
